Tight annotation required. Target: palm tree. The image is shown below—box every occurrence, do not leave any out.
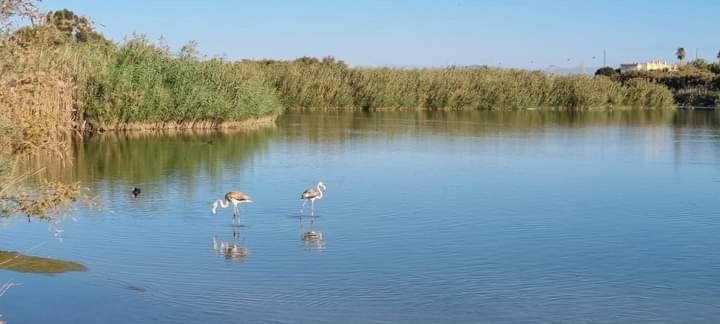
[676,47,686,65]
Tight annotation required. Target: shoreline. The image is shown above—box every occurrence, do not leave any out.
[283,105,678,112]
[87,115,278,133]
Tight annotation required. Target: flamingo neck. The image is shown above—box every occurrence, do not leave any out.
[316,184,324,199]
[212,199,230,214]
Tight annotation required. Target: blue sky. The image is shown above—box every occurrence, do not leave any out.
[40,0,719,68]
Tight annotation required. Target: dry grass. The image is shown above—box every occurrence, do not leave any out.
[0,71,75,154]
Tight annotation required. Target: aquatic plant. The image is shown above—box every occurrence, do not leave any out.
[0,250,86,273]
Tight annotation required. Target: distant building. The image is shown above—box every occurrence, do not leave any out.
[620,61,678,73]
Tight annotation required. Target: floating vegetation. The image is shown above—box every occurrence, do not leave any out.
[0,250,86,273]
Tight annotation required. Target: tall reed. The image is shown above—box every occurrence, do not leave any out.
[83,38,283,130]
[242,60,674,111]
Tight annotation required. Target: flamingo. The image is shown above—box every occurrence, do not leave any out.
[212,191,252,224]
[301,181,326,215]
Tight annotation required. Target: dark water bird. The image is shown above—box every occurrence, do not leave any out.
[126,286,146,293]
[131,187,141,197]
[301,181,326,215]
[212,191,253,223]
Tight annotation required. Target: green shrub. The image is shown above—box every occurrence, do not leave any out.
[84,38,283,127]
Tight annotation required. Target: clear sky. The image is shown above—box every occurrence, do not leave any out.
[40,0,719,68]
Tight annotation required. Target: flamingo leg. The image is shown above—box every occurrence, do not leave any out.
[301,199,307,214]
[311,199,315,216]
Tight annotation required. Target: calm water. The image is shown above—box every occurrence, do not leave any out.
[2,110,720,323]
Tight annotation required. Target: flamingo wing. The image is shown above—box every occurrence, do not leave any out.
[301,189,320,199]
[226,191,252,202]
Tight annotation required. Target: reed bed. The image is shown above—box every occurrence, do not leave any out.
[241,60,674,111]
[83,38,283,129]
[2,26,675,139]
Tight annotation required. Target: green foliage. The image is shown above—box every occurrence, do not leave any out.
[595,66,619,78]
[622,61,720,107]
[83,37,283,127]
[1,4,678,129]
[245,61,673,111]
[622,79,675,108]
[46,9,105,43]
[675,89,720,108]
[677,47,686,63]
[9,9,108,46]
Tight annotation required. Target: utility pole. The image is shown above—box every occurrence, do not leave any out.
[603,48,607,66]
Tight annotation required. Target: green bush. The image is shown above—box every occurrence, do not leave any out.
[675,89,720,108]
[84,38,283,126]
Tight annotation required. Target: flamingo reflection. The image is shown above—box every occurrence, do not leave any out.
[212,227,248,261]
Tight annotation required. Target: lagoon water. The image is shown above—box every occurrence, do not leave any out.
[2,110,720,323]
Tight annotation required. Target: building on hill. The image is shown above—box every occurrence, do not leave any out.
[620,61,678,73]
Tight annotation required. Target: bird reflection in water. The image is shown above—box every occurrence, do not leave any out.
[301,215,325,250]
[212,227,248,261]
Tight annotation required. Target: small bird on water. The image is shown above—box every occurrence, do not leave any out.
[131,187,141,197]
[301,181,326,215]
[212,191,253,224]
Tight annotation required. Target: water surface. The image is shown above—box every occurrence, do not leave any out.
[2,110,720,323]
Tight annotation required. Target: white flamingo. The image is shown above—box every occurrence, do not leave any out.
[300,181,326,215]
[212,191,252,224]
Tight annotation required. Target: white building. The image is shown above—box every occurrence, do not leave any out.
[620,60,678,73]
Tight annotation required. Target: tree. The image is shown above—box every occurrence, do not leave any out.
[594,66,619,78]
[676,47,686,65]
[717,49,720,62]
[178,40,200,60]
[45,9,103,43]
[0,0,42,36]
[294,56,320,65]
[690,59,708,70]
